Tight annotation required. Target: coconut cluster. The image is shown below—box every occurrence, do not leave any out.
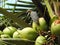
[0,16,59,45]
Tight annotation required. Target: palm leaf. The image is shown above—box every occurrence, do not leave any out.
[5,0,35,12]
[0,7,30,27]
[5,8,30,11]
[18,0,33,4]
[6,3,35,8]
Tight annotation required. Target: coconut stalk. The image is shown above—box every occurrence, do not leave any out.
[44,0,55,19]
[53,1,60,19]
[44,0,59,26]
[44,0,60,45]
[44,0,59,23]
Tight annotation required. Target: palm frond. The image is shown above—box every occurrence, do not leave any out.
[6,3,35,8]
[18,0,33,4]
[0,7,30,27]
[5,0,35,12]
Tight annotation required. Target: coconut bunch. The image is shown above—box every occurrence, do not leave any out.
[0,11,59,45]
[0,26,38,41]
[30,1,60,45]
[0,15,59,45]
[0,9,59,45]
[32,17,58,45]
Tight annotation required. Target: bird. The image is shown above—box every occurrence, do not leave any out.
[27,9,39,24]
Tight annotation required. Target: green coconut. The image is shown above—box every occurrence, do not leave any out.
[39,17,48,31]
[20,27,38,41]
[32,22,40,31]
[35,36,47,45]
[13,30,21,38]
[3,26,17,36]
[50,15,58,26]
[32,22,37,30]
[51,20,60,36]
[1,34,10,38]
[0,31,3,35]
[0,31,3,38]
